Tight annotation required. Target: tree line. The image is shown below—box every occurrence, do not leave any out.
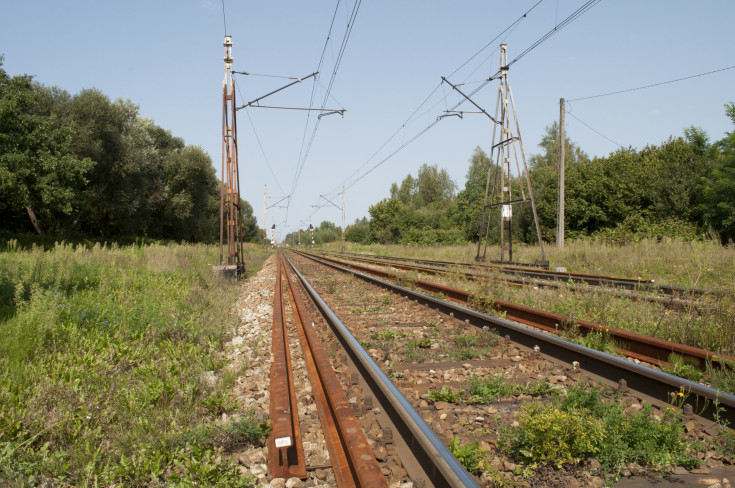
[342,104,735,246]
[0,59,260,243]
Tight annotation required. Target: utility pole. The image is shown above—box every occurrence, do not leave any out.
[557,98,566,249]
[217,35,245,278]
[298,229,301,246]
[341,186,346,252]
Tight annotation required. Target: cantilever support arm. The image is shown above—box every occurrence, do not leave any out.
[441,76,498,124]
[319,195,341,211]
[237,71,318,110]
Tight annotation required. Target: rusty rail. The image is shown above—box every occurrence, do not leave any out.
[280,254,388,488]
[318,250,715,298]
[284,253,480,488]
[299,250,734,372]
[291,250,735,427]
[268,260,307,480]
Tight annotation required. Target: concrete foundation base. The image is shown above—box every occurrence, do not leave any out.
[213,264,242,280]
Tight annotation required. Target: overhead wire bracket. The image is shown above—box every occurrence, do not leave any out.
[441,76,499,124]
[236,72,319,111]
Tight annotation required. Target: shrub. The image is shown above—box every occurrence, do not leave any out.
[449,435,485,475]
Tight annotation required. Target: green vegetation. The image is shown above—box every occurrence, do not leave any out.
[370,328,407,341]
[469,376,558,403]
[337,103,735,246]
[423,375,558,404]
[0,59,259,242]
[449,435,485,475]
[423,386,465,403]
[502,385,700,480]
[0,242,268,485]
[571,330,616,354]
[661,353,705,382]
[406,337,433,349]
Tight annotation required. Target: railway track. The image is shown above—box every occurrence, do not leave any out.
[298,250,735,373]
[317,250,716,300]
[264,251,734,486]
[270,254,477,487]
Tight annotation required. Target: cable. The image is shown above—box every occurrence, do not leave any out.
[287,0,362,223]
[221,0,227,35]
[566,110,621,148]
[287,0,344,224]
[234,82,287,194]
[507,0,601,69]
[449,0,545,80]
[334,0,602,194]
[323,0,553,196]
[568,64,735,102]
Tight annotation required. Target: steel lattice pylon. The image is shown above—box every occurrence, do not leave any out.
[476,44,546,265]
[219,35,245,276]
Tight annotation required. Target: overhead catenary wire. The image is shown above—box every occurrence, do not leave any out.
[336,0,603,193]
[324,1,547,198]
[285,0,345,227]
[234,82,287,195]
[566,109,622,148]
[286,0,362,225]
[568,64,735,102]
[220,0,227,35]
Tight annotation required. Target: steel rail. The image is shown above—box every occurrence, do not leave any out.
[280,255,388,488]
[269,260,307,479]
[302,251,734,372]
[284,253,481,488]
[291,251,735,427]
[319,250,715,298]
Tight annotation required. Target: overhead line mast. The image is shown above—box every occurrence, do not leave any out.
[443,45,546,266]
[218,35,245,277]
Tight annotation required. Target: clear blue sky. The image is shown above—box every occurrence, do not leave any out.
[3,1,734,241]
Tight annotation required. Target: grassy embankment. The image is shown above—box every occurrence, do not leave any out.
[0,241,270,486]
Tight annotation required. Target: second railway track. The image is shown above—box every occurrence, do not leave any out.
[262,251,735,487]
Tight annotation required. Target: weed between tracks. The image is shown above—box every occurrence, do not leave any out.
[0,242,270,486]
[428,377,729,484]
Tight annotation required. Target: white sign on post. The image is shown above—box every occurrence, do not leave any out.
[502,205,512,219]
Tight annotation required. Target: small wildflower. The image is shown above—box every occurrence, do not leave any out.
[678,392,684,397]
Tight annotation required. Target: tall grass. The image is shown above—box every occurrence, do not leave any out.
[0,241,268,486]
[339,238,734,291]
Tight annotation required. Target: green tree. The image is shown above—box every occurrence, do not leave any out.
[701,103,735,243]
[345,217,371,244]
[454,147,501,240]
[368,198,402,243]
[0,60,93,234]
[528,123,589,241]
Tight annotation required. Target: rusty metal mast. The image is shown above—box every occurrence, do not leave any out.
[219,35,245,275]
